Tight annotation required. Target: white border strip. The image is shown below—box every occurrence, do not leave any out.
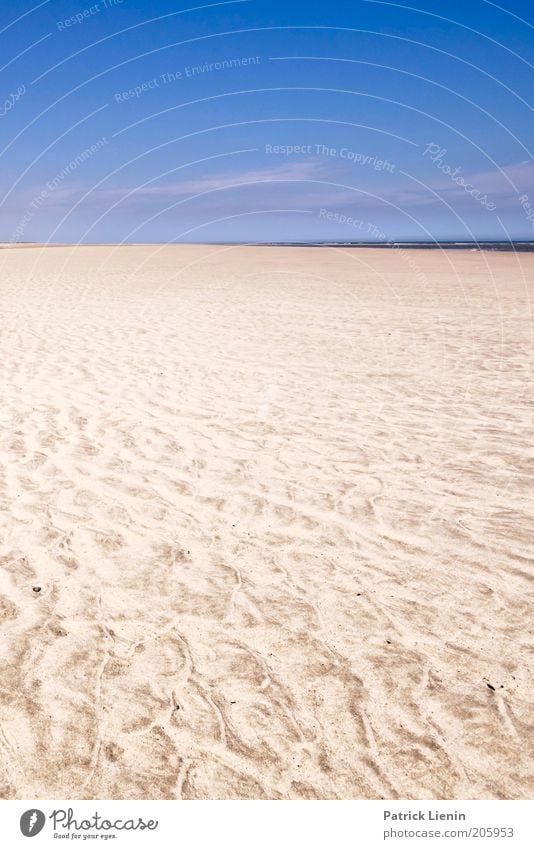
[1,799,532,848]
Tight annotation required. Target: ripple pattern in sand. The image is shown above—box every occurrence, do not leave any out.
[0,245,532,799]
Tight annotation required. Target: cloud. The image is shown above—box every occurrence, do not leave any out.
[62,159,329,209]
[413,158,534,207]
[130,159,327,199]
[9,157,532,233]
[457,160,534,196]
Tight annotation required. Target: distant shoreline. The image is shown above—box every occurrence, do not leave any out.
[233,241,534,251]
[3,241,534,252]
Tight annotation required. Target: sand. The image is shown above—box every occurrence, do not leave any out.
[0,244,532,800]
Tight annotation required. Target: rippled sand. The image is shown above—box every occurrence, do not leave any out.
[0,244,532,800]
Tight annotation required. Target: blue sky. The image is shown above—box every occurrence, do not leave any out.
[1,0,533,242]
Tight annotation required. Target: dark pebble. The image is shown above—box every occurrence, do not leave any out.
[486,683,495,691]
[32,587,41,593]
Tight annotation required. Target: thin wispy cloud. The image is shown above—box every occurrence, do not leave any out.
[128,159,327,199]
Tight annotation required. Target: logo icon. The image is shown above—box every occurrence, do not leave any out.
[20,810,46,837]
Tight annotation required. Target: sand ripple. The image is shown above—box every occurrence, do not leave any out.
[0,245,532,799]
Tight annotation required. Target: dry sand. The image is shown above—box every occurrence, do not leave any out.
[0,244,532,800]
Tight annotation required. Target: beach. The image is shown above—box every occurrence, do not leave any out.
[0,244,532,800]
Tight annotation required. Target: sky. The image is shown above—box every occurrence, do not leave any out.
[0,0,533,243]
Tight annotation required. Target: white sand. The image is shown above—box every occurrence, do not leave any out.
[0,244,532,799]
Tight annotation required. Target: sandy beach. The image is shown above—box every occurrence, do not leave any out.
[0,244,532,800]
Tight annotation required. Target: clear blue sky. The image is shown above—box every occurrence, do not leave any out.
[1,0,533,243]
